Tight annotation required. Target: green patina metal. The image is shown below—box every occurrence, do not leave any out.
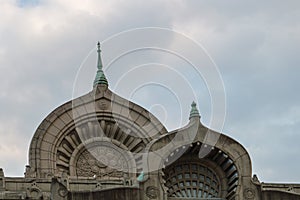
[189,101,200,119]
[93,42,108,87]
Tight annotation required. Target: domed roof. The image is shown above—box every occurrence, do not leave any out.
[143,102,252,199]
[28,43,168,178]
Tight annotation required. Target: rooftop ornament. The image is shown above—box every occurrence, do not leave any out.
[93,42,108,87]
[189,101,200,120]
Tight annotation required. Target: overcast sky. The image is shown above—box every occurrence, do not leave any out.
[0,0,300,183]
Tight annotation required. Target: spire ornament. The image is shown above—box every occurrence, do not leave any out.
[93,42,108,87]
[189,101,200,119]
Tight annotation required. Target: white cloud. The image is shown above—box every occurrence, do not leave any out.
[0,119,28,177]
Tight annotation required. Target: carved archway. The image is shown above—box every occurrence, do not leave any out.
[28,89,167,178]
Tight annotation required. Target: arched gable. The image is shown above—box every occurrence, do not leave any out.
[142,117,252,200]
[28,87,167,179]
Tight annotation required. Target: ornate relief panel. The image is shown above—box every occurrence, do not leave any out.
[55,120,144,176]
[68,138,137,178]
[75,145,130,178]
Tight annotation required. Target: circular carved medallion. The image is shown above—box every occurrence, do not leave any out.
[244,188,255,199]
[58,188,68,197]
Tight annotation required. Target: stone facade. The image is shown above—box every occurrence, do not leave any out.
[0,45,299,199]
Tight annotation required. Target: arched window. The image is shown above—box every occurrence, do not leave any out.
[165,162,221,198]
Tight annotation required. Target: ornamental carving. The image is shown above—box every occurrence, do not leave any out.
[75,145,129,178]
[98,99,109,110]
[58,188,68,197]
[146,186,159,199]
[26,182,43,199]
[244,188,255,199]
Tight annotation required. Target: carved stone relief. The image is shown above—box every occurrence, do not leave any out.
[50,177,69,200]
[98,99,109,110]
[146,186,159,199]
[244,188,255,199]
[26,182,43,199]
[24,165,36,178]
[75,145,129,178]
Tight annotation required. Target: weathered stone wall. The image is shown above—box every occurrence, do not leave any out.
[262,191,300,200]
[69,187,140,200]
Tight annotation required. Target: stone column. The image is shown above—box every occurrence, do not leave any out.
[0,168,5,191]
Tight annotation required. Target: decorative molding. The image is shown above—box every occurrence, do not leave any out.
[146,186,159,199]
[98,99,110,110]
[287,186,294,192]
[244,188,255,199]
[24,165,36,178]
[75,144,130,178]
[0,168,5,191]
[26,182,43,199]
[50,177,69,200]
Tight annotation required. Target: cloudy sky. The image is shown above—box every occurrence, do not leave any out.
[0,0,300,183]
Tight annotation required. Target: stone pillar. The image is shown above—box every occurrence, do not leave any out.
[141,171,163,200]
[0,168,5,191]
[50,177,69,200]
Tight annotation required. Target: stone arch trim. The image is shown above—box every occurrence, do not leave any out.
[146,120,252,174]
[28,89,167,178]
[144,121,252,200]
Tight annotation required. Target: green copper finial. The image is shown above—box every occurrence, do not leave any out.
[97,42,102,70]
[189,101,200,119]
[93,42,108,87]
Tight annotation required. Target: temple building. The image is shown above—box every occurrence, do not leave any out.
[0,43,300,199]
